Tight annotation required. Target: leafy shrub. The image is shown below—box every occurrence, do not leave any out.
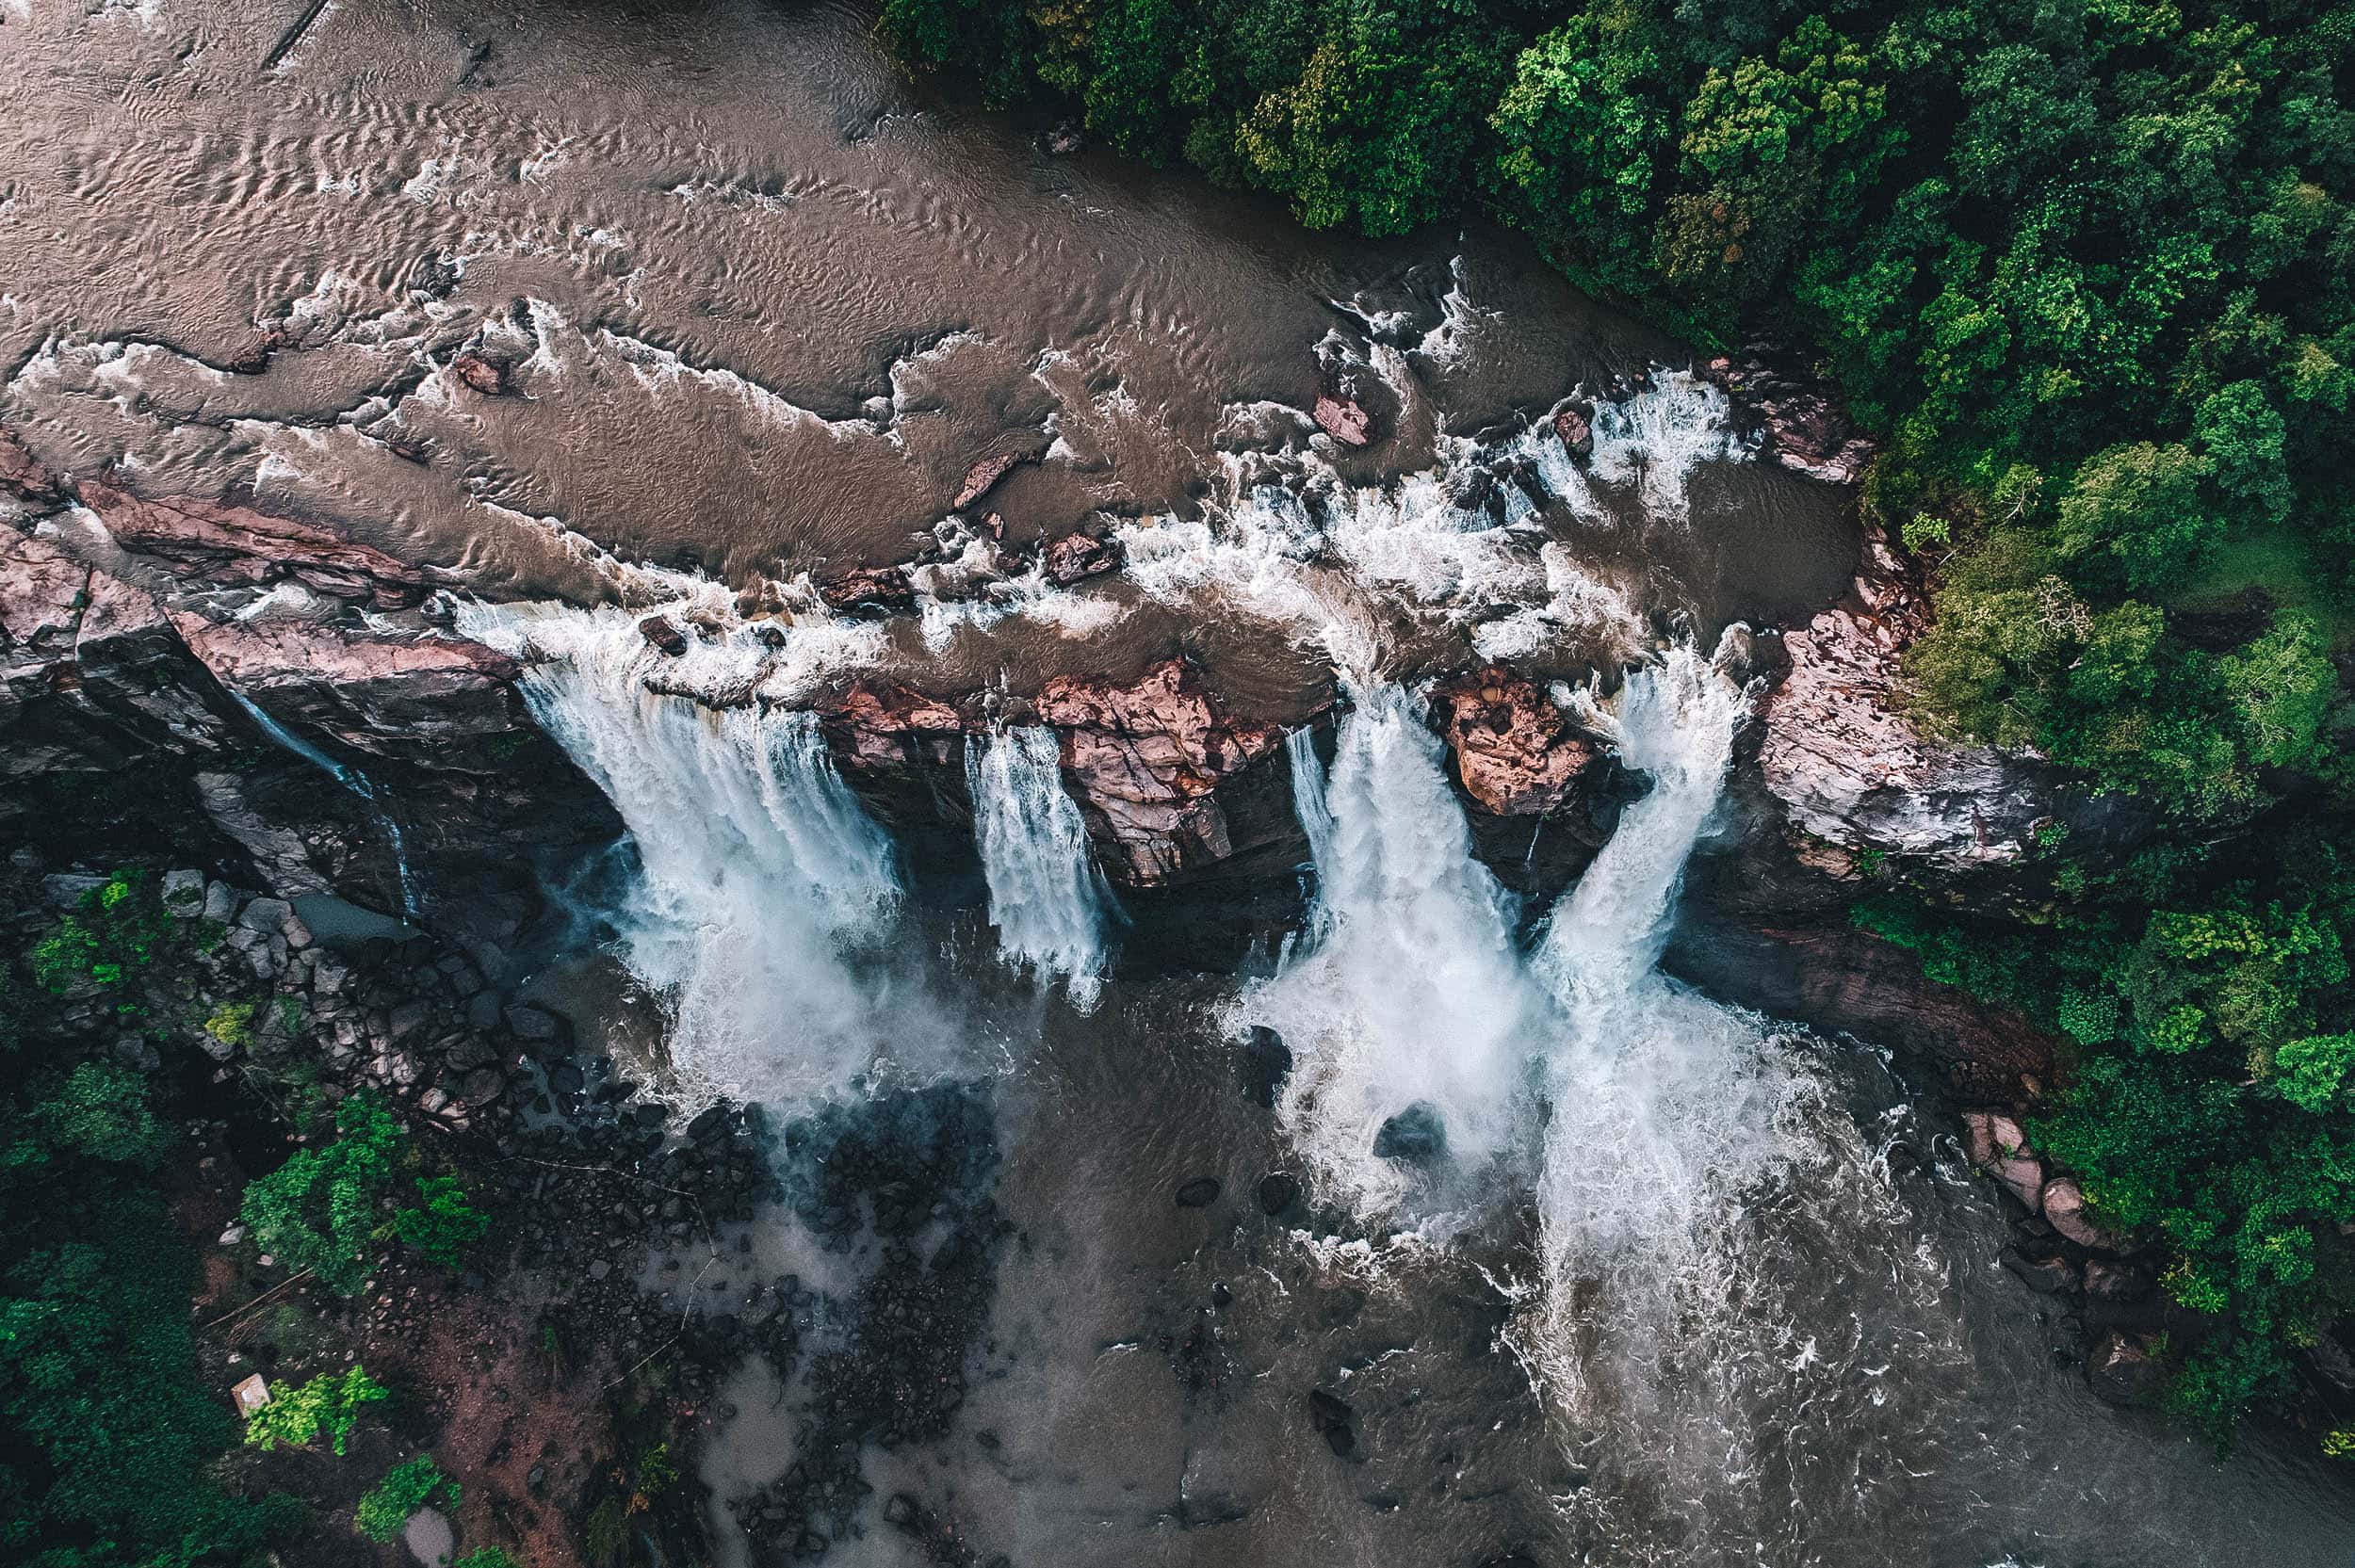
[394,1174,489,1269]
[30,869,172,994]
[355,1454,458,1542]
[238,1089,407,1293]
[243,1365,390,1456]
[452,1550,524,1568]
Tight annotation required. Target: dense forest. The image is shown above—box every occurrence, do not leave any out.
[878,0,2355,1442]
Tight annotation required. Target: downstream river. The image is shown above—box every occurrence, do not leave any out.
[5,0,2351,1563]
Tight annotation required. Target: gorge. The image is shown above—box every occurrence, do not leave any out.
[2,1,2352,1565]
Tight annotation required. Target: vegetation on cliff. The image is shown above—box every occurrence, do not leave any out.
[876,0,2355,1442]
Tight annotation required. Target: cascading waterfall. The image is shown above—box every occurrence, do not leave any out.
[1240,682,1540,1215]
[462,602,908,1100]
[1517,647,1819,1471]
[965,726,1115,1010]
[227,688,419,918]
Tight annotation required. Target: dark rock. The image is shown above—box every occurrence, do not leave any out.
[817,564,917,618]
[1256,1172,1301,1216]
[2002,1247,2080,1296]
[2042,1177,2134,1253]
[1175,1176,1221,1209]
[503,1004,563,1042]
[2087,1331,2167,1407]
[1372,1102,1446,1166]
[1042,121,1084,155]
[881,1494,918,1528]
[637,615,688,656]
[1237,1026,1291,1108]
[2085,1258,2157,1302]
[1042,530,1123,586]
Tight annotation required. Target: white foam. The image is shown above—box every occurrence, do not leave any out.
[966,727,1115,1010]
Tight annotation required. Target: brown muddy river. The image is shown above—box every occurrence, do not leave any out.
[8,1,2354,1565]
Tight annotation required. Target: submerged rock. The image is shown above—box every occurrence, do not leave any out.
[1174,1176,1221,1208]
[1235,1026,1291,1108]
[1372,1102,1446,1165]
[2087,1330,2168,1407]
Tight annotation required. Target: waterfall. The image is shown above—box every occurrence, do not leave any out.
[1240,682,1539,1214]
[965,726,1114,1010]
[227,688,418,917]
[1519,643,1829,1515]
[466,603,906,1100]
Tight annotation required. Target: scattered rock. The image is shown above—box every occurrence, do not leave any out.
[637,615,688,656]
[952,452,1029,510]
[449,353,511,396]
[1551,402,1593,460]
[817,563,918,618]
[2087,1330,2167,1407]
[1698,351,1875,485]
[2002,1248,2080,1296]
[2041,1177,2133,1253]
[1042,530,1123,586]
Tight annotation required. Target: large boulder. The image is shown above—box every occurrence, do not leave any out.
[1427,665,1602,816]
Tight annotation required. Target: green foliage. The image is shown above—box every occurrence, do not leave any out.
[451,1551,523,1568]
[242,1365,389,1457]
[354,1455,457,1543]
[1,870,303,1566]
[31,871,173,996]
[202,1001,256,1054]
[393,1174,488,1269]
[238,1090,407,1295]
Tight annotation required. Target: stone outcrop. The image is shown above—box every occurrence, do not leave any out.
[1311,393,1372,447]
[1427,665,1601,816]
[1699,349,1876,485]
[817,563,918,618]
[1032,658,1284,884]
[0,448,612,936]
[951,451,1029,510]
[1756,524,2053,876]
[1660,921,2058,1099]
[1042,530,1123,585]
[76,479,429,607]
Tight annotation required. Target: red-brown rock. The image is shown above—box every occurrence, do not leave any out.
[1429,666,1599,816]
[1041,531,1123,586]
[819,681,967,769]
[952,452,1028,511]
[1551,404,1593,460]
[817,563,917,618]
[1312,393,1372,448]
[75,480,428,607]
[1033,658,1280,883]
[449,353,511,396]
[0,427,59,501]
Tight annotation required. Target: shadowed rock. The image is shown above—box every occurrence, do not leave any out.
[1372,1102,1446,1165]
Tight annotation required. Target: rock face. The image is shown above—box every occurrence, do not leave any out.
[1031,658,1284,884]
[817,563,918,618]
[1041,530,1123,586]
[1756,525,2052,875]
[0,443,613,935]
[1660,921,2057,1099]
[76,480,428,608]
[1428,665,1601,816]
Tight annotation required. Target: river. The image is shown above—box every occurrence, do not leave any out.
[5,0,2351,1562]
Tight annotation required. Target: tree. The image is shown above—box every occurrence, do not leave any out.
[2054,442,2218,591]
